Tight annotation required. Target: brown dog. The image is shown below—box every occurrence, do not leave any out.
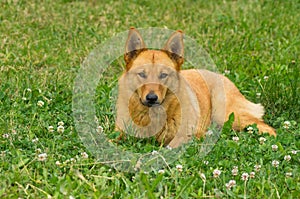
[115,28,276,148]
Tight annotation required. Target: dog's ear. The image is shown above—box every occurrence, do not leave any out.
[124,28,146,67]
[162,30,184,70]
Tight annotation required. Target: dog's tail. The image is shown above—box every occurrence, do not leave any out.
[243,101,265,119]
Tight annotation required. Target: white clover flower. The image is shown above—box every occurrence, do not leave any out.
[203,160,209,165]
[58,121,64,126]
[285,172,292,178]
[232,136,239,142]
[38,153,47,161]
[57,125,64,133]
[36,148,42,153]
[272,160,280,167]
[225,180,236,189]
[55,161,61,166]
[151,150,158,155]
[81,152,89,159]
[158,169,165,174]
[259,137,266,144]
[2,133,9,139]
[229,180,236,186]
[32,138,39,143]
[247,126,253,134]
[200,173,206,181]
[291,150,297,155]
[97,126,103,133]
[69,196,75,199]
[241,173,249,181]
[224,70,230,75]
[250,172,255,178]
[225,183,231,190]
[70,158,76,163]
[283,121,291,129]
[213,169,221,178]
[254,164,261,172]
[232,166,238,176]
[166,145,172,150]
[206,130,213,136]
[263,76,269,81]
[37,100,44,107]
[272,144,278,151]
[48,126,54,132]
[176,164,183,172]
[284,155,291,161]
[22,97,27,101]
[256,93,261,98]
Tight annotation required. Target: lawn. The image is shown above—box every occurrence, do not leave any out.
[0,0,299,198]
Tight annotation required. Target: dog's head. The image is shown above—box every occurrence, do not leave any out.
[124,28,184,107]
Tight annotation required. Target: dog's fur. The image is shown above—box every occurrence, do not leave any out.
[116,28,276,148]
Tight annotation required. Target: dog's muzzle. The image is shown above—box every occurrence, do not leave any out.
[142,92,160,107]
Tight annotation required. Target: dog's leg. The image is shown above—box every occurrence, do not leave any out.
[232,111,276,135]
[255,121,276,135]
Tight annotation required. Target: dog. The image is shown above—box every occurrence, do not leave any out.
[115,28,276,148]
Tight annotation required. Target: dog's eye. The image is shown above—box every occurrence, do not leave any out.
[137,72,146,78]
[159,73,168,79]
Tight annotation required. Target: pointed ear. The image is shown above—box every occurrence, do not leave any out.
[162,30,184,70]
[124,28,146,66]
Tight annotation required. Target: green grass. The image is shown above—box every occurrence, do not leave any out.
[1,0,299,198]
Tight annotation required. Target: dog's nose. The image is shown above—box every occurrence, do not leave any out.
[146,93,158,104]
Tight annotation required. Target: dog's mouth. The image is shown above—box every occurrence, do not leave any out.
[140,99,161,107]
